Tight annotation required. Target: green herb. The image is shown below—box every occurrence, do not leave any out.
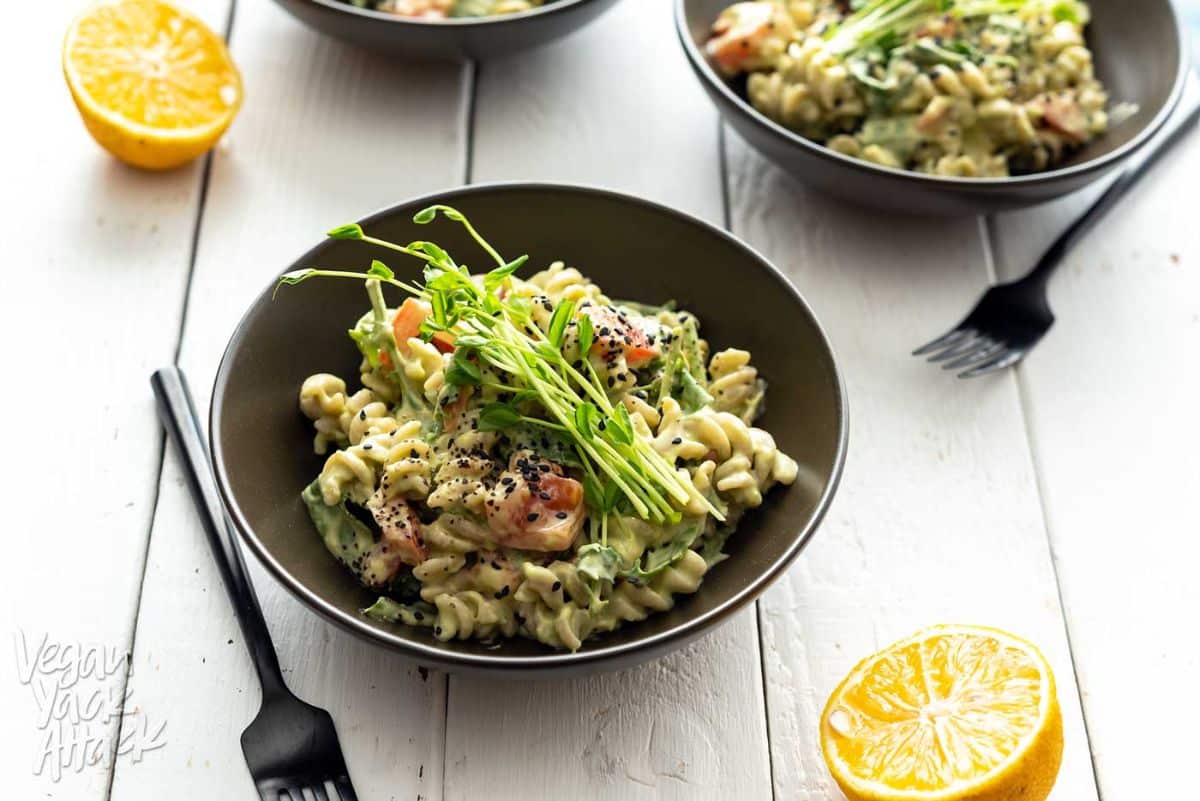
[302,480,376,577]
[574,402,599,439]
[575,543,621,612]
[445,351,482,387]
[623,517,707,580]
[576,312,594,356]
[546,299,575,348]
[327,223,364,240]
[363,597,436,627]
[1051,1,1079,22]
[478,402,522,431]
[281,209,721,525]
[576,543,621,584]
[825,0,1029,60]
[368,259,394,280]
[678,370,714,414]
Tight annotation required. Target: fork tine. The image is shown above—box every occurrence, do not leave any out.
[958,349,1025,379]
[913,327,972,356]
[927,334,990,364]
[334,777,360,801]
[311,783,330,801]
[943,341,1005,371]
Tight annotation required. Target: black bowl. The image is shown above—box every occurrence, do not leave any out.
[676,0,1187,215]
[211,183,847,676]
[270,0,621,60]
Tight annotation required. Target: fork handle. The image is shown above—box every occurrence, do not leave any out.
[151,366,289,699]
[1025,82,1200,287]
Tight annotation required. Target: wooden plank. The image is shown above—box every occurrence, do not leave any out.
[723,138,1100,798]
[988,90,1200,799]
[106,3,468,798]
[443,3,773,800]
[0,2,228,797]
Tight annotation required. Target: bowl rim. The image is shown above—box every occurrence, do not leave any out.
[210,180,849,671]
[673,0,1188,189]
[299,0,599,27]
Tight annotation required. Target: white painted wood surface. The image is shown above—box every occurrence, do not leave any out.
[5,0,1199,799]
[105,3,466,798]
[724,140,1098,800]
[988,85,1200,801]
[0,1,227,797]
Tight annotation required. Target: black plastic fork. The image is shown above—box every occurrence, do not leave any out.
[151,366,360,801]
[916,80,1200,378]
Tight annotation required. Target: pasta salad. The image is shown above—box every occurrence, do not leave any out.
[706,0,1122,177]
[338,0,545,19]
[280,207,798,651]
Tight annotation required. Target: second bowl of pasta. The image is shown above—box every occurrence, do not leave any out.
[210,183,846,675]
[676,0,1185,214]
[270,0,620,60]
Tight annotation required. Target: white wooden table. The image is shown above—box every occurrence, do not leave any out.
[4,1,1198,798]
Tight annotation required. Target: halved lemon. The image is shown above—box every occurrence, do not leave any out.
[820,625,1063,801]
[63,0,242,170]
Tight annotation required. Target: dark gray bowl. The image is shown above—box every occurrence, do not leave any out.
[271,0,621,61]
[676,0,1186,215]
[211,183,847,676]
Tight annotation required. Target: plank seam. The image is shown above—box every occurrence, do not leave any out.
[102,3,239,798]
[721,118,776,801]
[755,602,780,801]
[980,212,1104,801]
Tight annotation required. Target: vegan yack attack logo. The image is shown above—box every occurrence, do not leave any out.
[13,629,167,781]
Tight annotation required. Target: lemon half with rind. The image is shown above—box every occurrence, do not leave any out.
[821,625,1063,801]
[63,0,242,170]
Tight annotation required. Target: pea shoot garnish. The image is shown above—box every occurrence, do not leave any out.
[279,206,721,526]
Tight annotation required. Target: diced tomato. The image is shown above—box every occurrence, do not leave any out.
[391,298,455,355]
[441,386,473,433]
[362,497,427,588]
[584,306,660,369]
[1043,95,1088,143]
[705,2,778,75]
[486,451,585,552]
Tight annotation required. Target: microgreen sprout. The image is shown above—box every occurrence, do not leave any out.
[278,207,723,526]
[826,0,1031,60]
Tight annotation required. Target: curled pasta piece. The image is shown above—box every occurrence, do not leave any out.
[519,261,609,306]
[299,374,363,454]
[415,547,519,605]
[708,348,765,424]
[400,338,448,406]
[433,591,519,642]
[652,401,798,510]
[426,408,501,516]
[317,414,416,505]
